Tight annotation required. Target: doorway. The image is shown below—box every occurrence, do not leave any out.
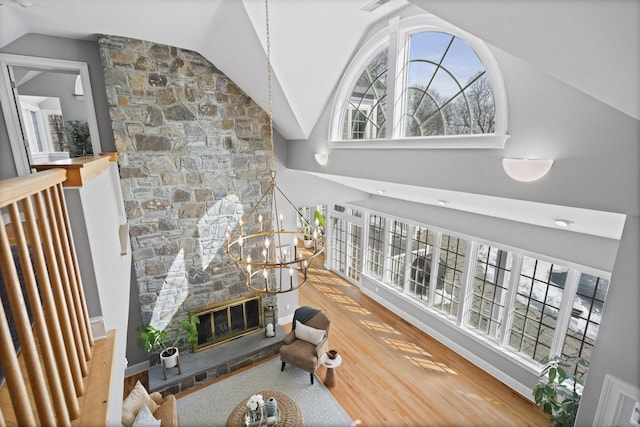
[0,54,101,175]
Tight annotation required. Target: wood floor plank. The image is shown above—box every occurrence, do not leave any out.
[299,258,549,426]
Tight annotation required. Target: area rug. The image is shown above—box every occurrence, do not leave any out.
[177,357,354,426]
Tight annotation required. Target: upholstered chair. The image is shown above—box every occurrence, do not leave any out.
[279,307,330,384]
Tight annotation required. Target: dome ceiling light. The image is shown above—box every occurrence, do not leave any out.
[502,158,553,182]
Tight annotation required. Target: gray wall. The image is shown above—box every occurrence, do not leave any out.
[0,108,17,178]
[578,216,640,424]
[15,70,87,123]
[285,20,640,425]
[0,33,116,170]
[2,26,637,423]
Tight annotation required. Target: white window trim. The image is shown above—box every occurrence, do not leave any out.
[335,202,612,378]
[401,224,413,294]
[328,13,509,149]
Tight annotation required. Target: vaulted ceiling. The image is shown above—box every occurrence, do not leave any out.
[0,0,637,240]
[1,0,638,142]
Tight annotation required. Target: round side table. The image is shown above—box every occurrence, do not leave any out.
[320,353,342,387]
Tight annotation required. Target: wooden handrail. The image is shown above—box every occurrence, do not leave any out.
[0,169,66,208]
[0,167,98,426]
[31,155,110,187]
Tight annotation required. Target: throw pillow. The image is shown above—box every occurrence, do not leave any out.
[122,381,159,427]
[148,392,163,407]
[294,320,325,345]
[131,404,161,427]
[153,394,177,426]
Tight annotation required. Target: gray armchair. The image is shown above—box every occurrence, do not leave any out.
[279,307,330,384]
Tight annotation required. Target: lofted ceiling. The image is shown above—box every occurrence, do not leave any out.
[0,0,637,240]
[1,0,637,141]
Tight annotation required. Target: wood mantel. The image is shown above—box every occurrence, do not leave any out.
[31,154,112,187]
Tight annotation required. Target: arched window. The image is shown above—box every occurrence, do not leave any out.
[342,48,388,140]
[331,15,508,149]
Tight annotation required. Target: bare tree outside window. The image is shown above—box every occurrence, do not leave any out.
[343,48,388,140]
[404,32,495,138]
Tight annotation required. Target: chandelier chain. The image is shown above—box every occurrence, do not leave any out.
[265,0,275,172]
[225,0,324,294]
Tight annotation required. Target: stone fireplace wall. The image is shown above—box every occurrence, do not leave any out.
[98,35,276,356]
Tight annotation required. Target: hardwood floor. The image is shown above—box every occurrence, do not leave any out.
[297,259,549,426]
[126,257,548,425]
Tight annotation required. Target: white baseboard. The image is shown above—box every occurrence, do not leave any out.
[279,314,294,325]
[90,316,107,340]
[361,286,533,401]
[125,360,150,378]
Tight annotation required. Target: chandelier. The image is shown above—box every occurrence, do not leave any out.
[225,0,324,294]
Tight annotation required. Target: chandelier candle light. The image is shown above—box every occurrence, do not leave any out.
[225,0,323,294]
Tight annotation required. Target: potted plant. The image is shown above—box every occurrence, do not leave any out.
[533,356,588,427]
[299,210,325,248]
[65,120,93,157]
[136,313,200,368]
[301,221,314,248]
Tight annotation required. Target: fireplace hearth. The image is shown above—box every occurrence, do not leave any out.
[148,323,285,395]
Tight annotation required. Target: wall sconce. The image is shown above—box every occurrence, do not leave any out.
[314,153,329,166]
[73,75,84,96]
[502,158,553,182]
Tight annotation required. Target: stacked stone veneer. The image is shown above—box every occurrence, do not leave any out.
[98,35,276,360]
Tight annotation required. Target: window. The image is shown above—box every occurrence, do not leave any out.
[48,114,67,152]
[298,206,311,231]
[509,257,568,363]
[329,205,363,284]
[331,15,506,148]
[30,110,45,152]
[433,234,467,317]
[467,245,512,338]
[346,223,362,281]
[342,48,388,140]
[404,32,494,137]
[335,204,610,384]
[561,273,609,381]
[386,220,407,289]
[407,226,437,302]
[331,217,347,274]
[366,214,385,278]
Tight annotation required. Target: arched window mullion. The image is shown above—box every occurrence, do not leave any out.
[406,89,445,136]
[409,35,455,117]
[354,68,386,112]
[364,95,387,136]
[410,70,486,136]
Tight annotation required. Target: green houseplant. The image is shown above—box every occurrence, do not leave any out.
[299,209,325,248]
[65,120,93,157]
[533,356,588,427]
[137,314,200,367]
[313,209,325,234]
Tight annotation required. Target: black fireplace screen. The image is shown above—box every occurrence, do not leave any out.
[192,295,262,352]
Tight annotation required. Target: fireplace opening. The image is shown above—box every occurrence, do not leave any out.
[191,294,263,352]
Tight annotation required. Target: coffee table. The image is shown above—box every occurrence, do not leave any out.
[226,390,303,427]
